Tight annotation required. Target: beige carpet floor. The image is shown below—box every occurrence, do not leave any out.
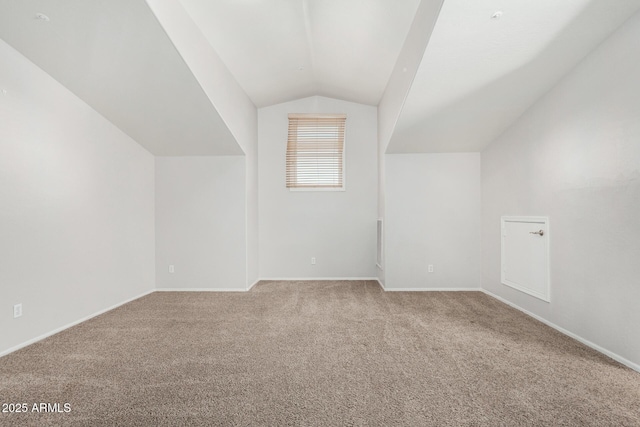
[0,280,639,426]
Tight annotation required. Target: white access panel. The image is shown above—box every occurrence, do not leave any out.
[501,216,550,302]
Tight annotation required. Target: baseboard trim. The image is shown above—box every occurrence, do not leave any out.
[246,279,260,292]
[0,289,155,359]
[155,288,247,292]
[376,278,385,290]
[481,289,640,373]
[259,277,379,281]
[384,287,481,292]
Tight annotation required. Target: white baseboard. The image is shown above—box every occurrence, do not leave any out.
[157,280,261,292]
[246,279,260,292]
[384,287,481,292]
[0,289,155,359]
[482,289,640,373]
[155,288,247,292]
[259,277,379,281]
[257,279,476,293]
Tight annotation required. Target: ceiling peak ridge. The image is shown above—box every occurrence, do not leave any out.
[301,0,317,83]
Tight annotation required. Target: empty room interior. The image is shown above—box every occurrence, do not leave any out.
[1,0,639,425]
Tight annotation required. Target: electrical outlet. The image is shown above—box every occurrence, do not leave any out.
[428,265,434,273]
[169,265,175,273]
[311,257,316,265]
[14,303,22,318]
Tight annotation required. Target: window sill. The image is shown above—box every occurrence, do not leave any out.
[288,187,346,192]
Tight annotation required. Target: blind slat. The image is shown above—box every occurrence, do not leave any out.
[286,114,346,189]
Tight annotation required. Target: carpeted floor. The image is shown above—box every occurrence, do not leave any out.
[1,280,639,426]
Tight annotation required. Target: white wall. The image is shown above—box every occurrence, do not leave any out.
[246,145,259,289]
[145,0,259,290]
[376,0,443,284]
[482,11,640,369]
[385,153,481,290]
[0,39,155,355]
[377,0,443,152]
[259,96,378,279]
[155,157,247,290]
[145,0,256,155]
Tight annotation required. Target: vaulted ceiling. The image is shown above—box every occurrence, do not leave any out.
[179,0,421,108]
[0,0,243,156]
[389,0,640,153]
[1,0,640,155]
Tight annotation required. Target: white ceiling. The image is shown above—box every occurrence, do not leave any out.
[2,0,640,155]
[178,0,421,108]
[388,0,640,153]
[0,0,242,156]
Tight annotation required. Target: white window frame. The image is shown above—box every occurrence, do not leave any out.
[286,113,346,191]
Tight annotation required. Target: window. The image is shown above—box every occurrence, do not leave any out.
[286,113,346,189]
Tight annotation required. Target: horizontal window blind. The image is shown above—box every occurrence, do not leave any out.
[286,113,346,189]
